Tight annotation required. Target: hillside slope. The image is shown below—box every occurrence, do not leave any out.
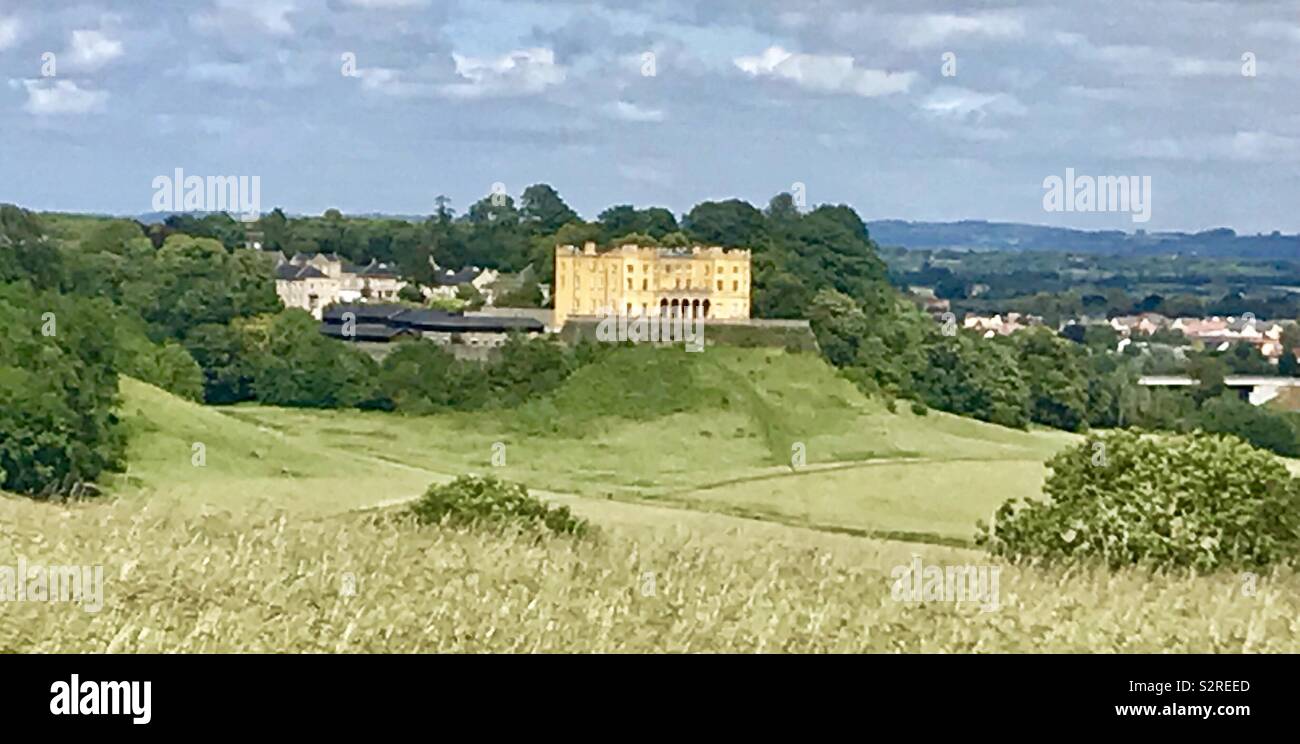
[165,346,1076,543]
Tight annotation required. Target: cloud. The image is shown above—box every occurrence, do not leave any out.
[618,161,672,188]
[441,48,565,99]
[1125,131,1300,163]
[65,30,124,71]
[188,61,259,87]
[604,100,664,123]
[1055,32,1233,78]
[1062,85,1135,103]
[356,66,435,97]
[894,12,1025,49]
[340,0,429,7]
[17,79,109,115]
[0,16,19,50]
[1247,20,1300,43]
[919,86,1025,121]
[1169,56,1237,77]
[734,46,914,98]
[193,0,297,37]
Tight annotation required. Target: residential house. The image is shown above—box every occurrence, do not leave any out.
[424,264,500,302]
[270,251,408,319]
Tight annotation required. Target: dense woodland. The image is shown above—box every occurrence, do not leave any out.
[4,186,1300,498]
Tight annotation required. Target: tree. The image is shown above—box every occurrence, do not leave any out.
[1013,328,1089,431]
[1195,394,1300,456]
[397,284,424,303]
[1,204,65,290]
[659,231,690,248]
[378,341,462,413]
[494,278,544,308]
[183,323,256,404]
[467,193,519,226]
[682,199,766,247]
[242,311,383,409]
[520,184,578,234]
[765,193,800,222]
[433,195,455,224]
[917,334,1030,429]
[0,284,126,496]
[638,207,679,238]
[1187,353,1228,404]
[456,283,485,310]
[487,335,574,406]
[1280,324,1300,377]
[129,235,279,341]
[596,205,640,240]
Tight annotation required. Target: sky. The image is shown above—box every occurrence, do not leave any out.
[2,0,1299,233]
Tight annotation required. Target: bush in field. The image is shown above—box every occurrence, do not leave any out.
[979,429,1300,570]
[409,475,589,536]
[0,284,125,497]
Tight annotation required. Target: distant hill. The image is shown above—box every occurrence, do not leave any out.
[867,219,1300,259]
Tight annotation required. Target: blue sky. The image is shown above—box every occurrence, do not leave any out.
[3,0,1300,232]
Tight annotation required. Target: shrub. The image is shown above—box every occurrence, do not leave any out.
[409,475,589,536]
[979,429,1300,570]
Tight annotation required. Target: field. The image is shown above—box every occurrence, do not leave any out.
[3,346,1298,652]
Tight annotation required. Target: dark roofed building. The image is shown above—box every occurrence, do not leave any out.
[321,304,544,334]
[276,264,327,281]
[358,259,402,278]
[433,267,483,287]
[319,323,420,342]
[322,303,409,324]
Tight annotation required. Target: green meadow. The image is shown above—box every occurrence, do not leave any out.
[4,345,1298,652]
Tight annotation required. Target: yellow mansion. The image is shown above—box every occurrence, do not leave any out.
[554,242,751,326]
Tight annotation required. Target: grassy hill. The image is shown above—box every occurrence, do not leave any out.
[4,347,1298,652]
[189,346,1075,543]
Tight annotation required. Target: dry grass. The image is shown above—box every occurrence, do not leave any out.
[3,497,1296,653]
